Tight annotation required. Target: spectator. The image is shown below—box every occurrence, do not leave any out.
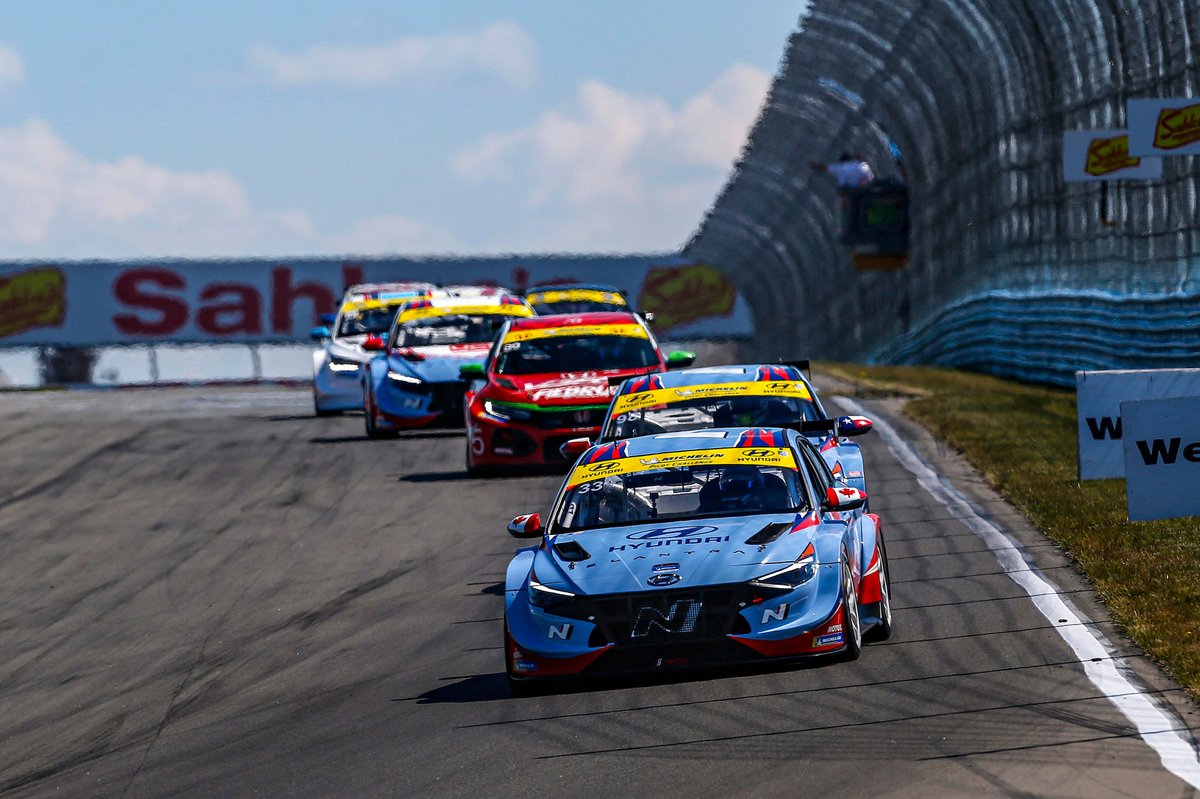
[810,152,874,188]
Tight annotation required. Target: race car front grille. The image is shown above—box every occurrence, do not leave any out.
[524,406,607,430]
[426,381,466,417]
[557,584,748,648]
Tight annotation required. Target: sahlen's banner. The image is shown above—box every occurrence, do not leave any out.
[1076,368,1200,480]
[0,255,753,346]
[1128,98,1200,157]
[1062,130,1162,182]
[1122,395,1200,522]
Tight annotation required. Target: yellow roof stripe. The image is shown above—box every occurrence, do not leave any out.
[568,446,797,487]
[611,380,812,415]
[397,304,534,323]
[502,322,647,344]
[527,289,626,306]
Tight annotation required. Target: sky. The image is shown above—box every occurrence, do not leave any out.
[0,1,807,260]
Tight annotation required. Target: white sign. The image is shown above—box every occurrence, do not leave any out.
[1122,395,1200,521]
[1128,98,1200,157]
[1076,368,1200,480]
[0,255,753,346]
[1062,129,1162,182]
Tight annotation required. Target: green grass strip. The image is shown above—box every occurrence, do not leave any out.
[821,362,1200,697]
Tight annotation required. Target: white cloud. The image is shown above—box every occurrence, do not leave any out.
[0,44,24,91]
[0,119,315,258]
[250,21,536,89]
[452,64,771,250]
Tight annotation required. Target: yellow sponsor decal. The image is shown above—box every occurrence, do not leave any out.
[397,304,533,323]
[1153,102,1200,150]
[0,267,66,338]
[526,288,627,306]
[612,380,812,415]
[502,322,648,344]
[340,296,420,314]
[1084,134,1140,176]
[568,447,797,487]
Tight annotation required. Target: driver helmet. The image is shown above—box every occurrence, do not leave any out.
[715,465,765,509]
[727,397,770,427]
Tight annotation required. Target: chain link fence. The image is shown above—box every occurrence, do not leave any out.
[686,1,1200,381]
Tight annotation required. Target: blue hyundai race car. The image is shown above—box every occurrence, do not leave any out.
[362,293,534,437]
[502,427,892,689]
[570,363,873,494]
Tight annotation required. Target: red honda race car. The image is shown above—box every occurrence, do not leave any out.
[462,312,695,475]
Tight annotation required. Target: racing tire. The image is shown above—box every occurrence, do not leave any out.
[839,557,863,662]
[465,447,497,479]
[363,388,397,439]
[863,535,893,643]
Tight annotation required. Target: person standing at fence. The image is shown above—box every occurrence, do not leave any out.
[810,152,874,188]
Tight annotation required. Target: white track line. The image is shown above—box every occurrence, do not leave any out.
[838,396,1200,787]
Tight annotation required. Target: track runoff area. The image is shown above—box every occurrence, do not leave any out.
[1,384,1199,798]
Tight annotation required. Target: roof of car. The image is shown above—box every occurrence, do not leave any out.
[580,427,798,461]
[613,364,807,395]
[507,311,642,330]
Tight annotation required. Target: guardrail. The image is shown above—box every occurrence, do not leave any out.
[873,289,1200,386]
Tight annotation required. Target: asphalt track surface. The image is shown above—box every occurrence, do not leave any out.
[2,384,1199,798]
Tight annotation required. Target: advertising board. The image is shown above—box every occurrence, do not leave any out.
[0,255,753,346]
[1128,98,1200,157]
[1076,368,1200,480]
[1121,395,1200,521]
[1062,130,1162,182]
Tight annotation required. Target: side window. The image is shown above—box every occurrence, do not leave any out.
[798,443,834,495]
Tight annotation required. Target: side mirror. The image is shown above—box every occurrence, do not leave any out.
[319,312,337,325]
[837,415,873,437]
[824,485,867,512]
[666,351,696,369]
[459,363,486,381]
[361,334,386,351]
[559,437,592,459]
[507,513,542,538]
[309,326,331,341]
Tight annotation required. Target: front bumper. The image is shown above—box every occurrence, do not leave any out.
[313,361,366,411]
[373,379,468,429]
[505,572,848,681]
[468,405,607,467]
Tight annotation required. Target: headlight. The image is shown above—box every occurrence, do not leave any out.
[329,358,360,373]
[388,370,422,385]
[750,556,817,591]
[484,400,532,422]
[528,577,575,608]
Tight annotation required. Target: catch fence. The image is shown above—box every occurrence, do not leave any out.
[687,0,1200,382]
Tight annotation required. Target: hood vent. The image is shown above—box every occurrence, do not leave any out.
[745,521,791,546]
[554,539,591,562]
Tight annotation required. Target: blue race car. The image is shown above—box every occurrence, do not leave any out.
[362,292,534,437]
[572,363,874,494]
[502,427,892,688]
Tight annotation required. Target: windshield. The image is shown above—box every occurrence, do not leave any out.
[337,307,399,337]
[393,314,508,347]
[495,334,658,375]
[553,463,807,532]
[531,300,626,315]
[607,394,821,438]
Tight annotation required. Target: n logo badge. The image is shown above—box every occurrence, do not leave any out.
[631,600,702,638]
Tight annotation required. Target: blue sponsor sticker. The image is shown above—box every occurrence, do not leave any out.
[515,660,538,671]
[813,633,845,647]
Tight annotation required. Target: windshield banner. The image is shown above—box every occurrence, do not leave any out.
[612,380,813,415]
[567,446,798,487]
[525,289,626,306]
[397,304,533,324]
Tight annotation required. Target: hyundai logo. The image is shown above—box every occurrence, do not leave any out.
[627,525,720,541]
[647,573,682,586]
